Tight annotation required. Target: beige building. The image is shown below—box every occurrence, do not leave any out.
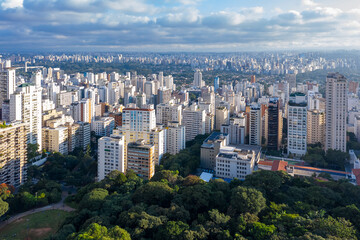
[325,73,347,152]
[307,110,325,146]
[0,122,29,186]
[127,140,155,180]
[42,126,69,155]
[215,107,229,130]
[200,132,229,170]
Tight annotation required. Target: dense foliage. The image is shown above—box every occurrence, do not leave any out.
[50,170,360,239]
[158,134,208,177]
[28,147,97,187]
[303,144,349,171]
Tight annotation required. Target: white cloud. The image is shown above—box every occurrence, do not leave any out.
[302,0,318,7]
[1,0,23,10]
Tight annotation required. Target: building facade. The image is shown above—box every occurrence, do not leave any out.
[98,135,125,181]
[325,73,347,152]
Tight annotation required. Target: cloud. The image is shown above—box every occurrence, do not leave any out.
[1,0,23,10]
[302,0,318,7]
[0,0,359,51]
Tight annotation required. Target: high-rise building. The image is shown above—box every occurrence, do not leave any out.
[183,104,206,141]
[122,107,156,132]
[0,122,29,186]
[215,107,229,130]
[325,73,347,152]
[307,110,325,146]
[285,74,296,92]
[193,69,205,88]
[221,114,246,145]
[156,101,182,126]
[115,107,166,166]
[42,126,69,155]
[0,62,16,112]
[249,105,262,146]
[287,93,307,156]
[268,98,283,151]
[127,139,155,180]
[166,121,186,155]
[214,77,220,92]
[251,75,256,84]
[10,84,42,150]
[93,117,115,137]
[98,135,125,181]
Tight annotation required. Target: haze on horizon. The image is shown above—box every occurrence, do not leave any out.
[0,0,360,52]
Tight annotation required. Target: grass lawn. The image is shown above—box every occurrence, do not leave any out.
[0,210,71,240]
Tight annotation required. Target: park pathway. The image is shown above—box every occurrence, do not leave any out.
[0,190,75,231]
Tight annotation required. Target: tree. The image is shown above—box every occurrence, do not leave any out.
[155,221,189,240]
[132,182,173,207]
[249,222,276,240]
[69,223,130,240]
[80,188,109,211]
[229,186,266,215]
[0,198,9,217]
[243,171,290,198]
[27,143,39,160]
[311,216,356,239]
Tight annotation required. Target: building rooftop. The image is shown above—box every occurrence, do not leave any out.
[202,132,228,148]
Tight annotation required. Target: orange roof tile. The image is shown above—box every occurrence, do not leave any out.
[271,160,288,171]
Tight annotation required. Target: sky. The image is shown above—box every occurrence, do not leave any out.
[1,0,360,52]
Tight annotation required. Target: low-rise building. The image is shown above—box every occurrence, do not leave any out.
[200,132,229,170]
[215,146,258,180]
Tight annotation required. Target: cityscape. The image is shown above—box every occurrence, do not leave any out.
[1,0,360,239]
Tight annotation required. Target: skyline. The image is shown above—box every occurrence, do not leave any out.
[1,0,360,51]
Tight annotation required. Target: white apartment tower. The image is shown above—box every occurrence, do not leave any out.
[287,93,307,156]
[10,84,42,150]
[0,64,16,111]
[325,73,347,152]
[194,69,205,88]
[249,105,262,146]
[156,101,182,126]
[183,103,206,141]
[97,135,125,181]
[166,121,186,155]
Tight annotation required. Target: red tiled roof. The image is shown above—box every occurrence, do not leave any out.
[271,160,288,171]
[352,169,360,186]
[258,161,273,166]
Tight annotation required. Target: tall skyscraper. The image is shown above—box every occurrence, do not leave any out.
[325,73,347,152]
[127,139,155,180]
[0,122,29,186]
[10,84,42,150]
[156,101,182,126]
[115,107,166,166]
[166,121,186,155]
[268,98,282,151]
[0,62,16,114]
[287,93,307,156]
[97,135,125,181]
[249,105,262,146]
[183,103,206,141]
[285,74,296,92]
[214,77,220,92]
[193,69,205,88]
[307,110,325,146]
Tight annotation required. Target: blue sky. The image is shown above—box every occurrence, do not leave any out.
[0,0,360,51]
